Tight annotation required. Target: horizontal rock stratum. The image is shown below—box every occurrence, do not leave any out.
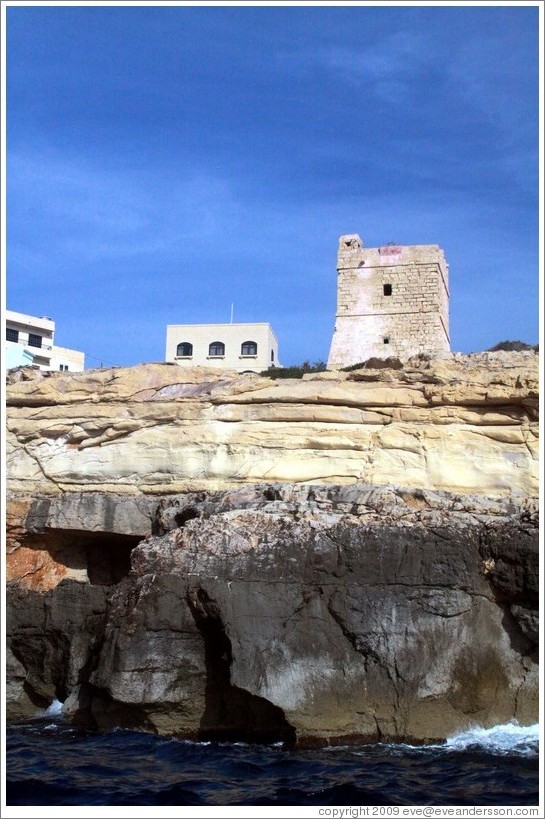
[5,351,539,745]
[5,351,539,498]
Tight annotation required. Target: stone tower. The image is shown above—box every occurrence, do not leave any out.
[327,234,450,369]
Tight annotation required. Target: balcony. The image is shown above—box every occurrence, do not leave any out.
[7,338,52,352]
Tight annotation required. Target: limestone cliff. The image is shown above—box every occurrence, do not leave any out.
[5,351,539,498]
[5,352,539,745]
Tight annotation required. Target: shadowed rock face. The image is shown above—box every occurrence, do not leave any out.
[6,484,538,745]
[187,586,296,744]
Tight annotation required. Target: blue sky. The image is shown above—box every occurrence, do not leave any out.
[6,2,540,368]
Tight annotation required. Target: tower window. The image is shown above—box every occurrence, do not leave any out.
[176,342,193,357]
[383,284,392,296]
[383,337,390,344]
[209,341,225,357]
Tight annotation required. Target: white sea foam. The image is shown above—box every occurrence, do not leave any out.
[338,721,540,757]
[44,698,64,717]
[34,698,65,720]
[444,721,540,756]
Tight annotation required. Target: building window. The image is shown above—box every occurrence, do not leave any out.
[59,364,69,372]
[28,334,42,348]
[6,328,19,342]
[241,341,257,356]
[176,342,193,357]
[209,341,225,357]
[271,350,274,362]
[383,337,390,344]
[383,284,392,296]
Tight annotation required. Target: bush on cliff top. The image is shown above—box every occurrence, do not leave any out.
[261,343,537,379]
[261,361,327,379]
[486,340,538,352]
[341,356,405,371]
[262,356,406,378]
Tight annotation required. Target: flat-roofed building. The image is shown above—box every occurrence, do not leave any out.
[165,322,281,373]
[5,310,85,371]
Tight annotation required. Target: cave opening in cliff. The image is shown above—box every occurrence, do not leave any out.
[81,532,140,585]
[187,587,296,746]
[18,530,142,586]
[174,507,200,528]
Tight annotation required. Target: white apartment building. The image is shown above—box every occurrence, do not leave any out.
[5,310,85,372]
[165,322,281,373]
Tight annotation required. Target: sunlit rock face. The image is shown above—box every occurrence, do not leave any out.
[5,352,539,743]
[5,351,539,498]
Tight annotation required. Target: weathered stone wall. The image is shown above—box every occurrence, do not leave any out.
[328,234,450,368]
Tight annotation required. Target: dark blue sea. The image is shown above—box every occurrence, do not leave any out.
[5,707,540,808]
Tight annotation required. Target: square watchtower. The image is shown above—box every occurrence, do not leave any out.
[327,234,450,368]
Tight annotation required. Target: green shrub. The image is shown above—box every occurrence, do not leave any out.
[487,340,538,352]
[262,360,328,379]
[341,356,404,371]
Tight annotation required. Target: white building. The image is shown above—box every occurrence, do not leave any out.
[5,310,85,372]
[165,322,281,373]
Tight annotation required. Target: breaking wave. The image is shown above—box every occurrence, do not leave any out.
[42,698,64,718]
[444,721,539,757]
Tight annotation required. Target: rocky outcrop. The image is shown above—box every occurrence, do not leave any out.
[6,484,538,744]
[5,353,539,745]
[6,351,538,498]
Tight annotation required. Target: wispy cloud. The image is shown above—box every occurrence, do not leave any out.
[324,31,430,91]
[8,151,240,265]
[278,29,434,104]
[447,32,537,128]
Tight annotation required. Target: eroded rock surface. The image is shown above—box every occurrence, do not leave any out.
[6,484,538,745]
[6,353,539,744]
[6,351,539,498]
